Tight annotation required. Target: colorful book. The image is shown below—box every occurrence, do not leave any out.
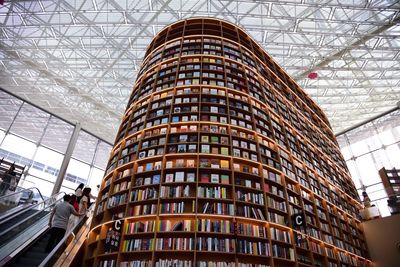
[165,173,174,183]
[187,173,195,182]
[211,159,220,168]
[221,160,229,169]
[211,174,219,183]
[221,175,230,184]
[201,174,210,183]
[175,172,185,182]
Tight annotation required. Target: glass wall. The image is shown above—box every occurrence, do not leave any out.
[337,109,400,217]
[0,89,113,198]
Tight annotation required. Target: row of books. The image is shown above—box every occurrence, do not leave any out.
[158,220,193,232]
[266,197,287,212]
[237,223,266,238]
[197,219,233,234]
[107,193,128,208]
[197,237,235,252]
[98,260,116,267]
[271,244,295,260]
[270,228,291,243]
[128,204,157,216]
[200,173,229,184]
[264,184,284,198]
[165,172,195,183]
[121,260,269,267]
[237,240,270,256]
[169,134,197,143]
[232,149,258,161]
[198,186,228,199]
[159,201,195,214]
[200,144,229,155]
[138,147,165,158]
[201,135,229,144]
[120,260,152,267]
[202,202,234,215]
[123,238,154,252]
[155,259,192,267]
[161,185,190,198]
[130,188,158,202]
[113,181,131,194]
[126,221,156,234]
[267,212,286,225]
[197,262,234,267]
[236,191,264,205]
[236,206,265,220]
[135,175,160,186]
[156,237,194,250]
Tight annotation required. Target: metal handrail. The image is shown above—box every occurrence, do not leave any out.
[39,206,95,267]
[0,192,66,238]
[0,186,45,202]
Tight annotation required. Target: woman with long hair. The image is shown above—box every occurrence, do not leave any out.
[79,187,91,214]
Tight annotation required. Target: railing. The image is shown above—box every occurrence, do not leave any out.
[39,206,95,267]
[0,191,66,265]
[0,191,65,239]
[0,185,45,214]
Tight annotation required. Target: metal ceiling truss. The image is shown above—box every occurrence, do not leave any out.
[1,0,399,143]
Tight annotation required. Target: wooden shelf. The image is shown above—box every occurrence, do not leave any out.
[86,17,372,267]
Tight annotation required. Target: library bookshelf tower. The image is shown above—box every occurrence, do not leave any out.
[86,18,372,267]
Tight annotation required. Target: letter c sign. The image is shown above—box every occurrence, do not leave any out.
[292,213,305,227]
[114,220,122,231]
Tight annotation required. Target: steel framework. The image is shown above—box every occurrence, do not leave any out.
[0,0,399,143]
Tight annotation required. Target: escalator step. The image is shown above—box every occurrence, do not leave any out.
[30,246,46,253]
[17,257,44,266]
[25,251,47,260]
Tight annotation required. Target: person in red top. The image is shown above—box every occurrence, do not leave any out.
[69,194,79,212]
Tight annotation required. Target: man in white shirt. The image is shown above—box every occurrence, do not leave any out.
[45,194,82,252]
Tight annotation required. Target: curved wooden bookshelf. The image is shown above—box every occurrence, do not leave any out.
[85,18,372,267]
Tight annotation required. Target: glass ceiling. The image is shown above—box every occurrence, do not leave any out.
[0,0,399,143]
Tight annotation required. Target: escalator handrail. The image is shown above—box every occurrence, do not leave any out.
[0,186,45,203]
[0,192,66,238]
[0,191,64,225]
[39,206,95,267]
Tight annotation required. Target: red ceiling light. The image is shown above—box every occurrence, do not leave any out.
[308,72,318,79]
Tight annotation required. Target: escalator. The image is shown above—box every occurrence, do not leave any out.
[0,190,92,267]
[8,230,52,267]
[0,191,65,266]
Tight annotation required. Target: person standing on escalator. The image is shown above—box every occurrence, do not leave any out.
[45,194,83,252]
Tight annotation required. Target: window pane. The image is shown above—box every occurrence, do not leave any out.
[365,183,386,201]
[41,116,74,153]
[374,109,400,146]
[72,130,97,164]
[375,198,390,217]
[60,186,75,195]
[337,135,352,160]
[87,167,105,197]
[346,122,382,157]
[9,103,50,143]
[0,91,23,131]
[24,175,54,198]
[62,158,90,190]
[386,143,400,168]
[345,160,362,189]
[0,134,37,163]
[355,154,382,186]
[0,129,5,144]
[93,141,112,169]
[28,146,64,182]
